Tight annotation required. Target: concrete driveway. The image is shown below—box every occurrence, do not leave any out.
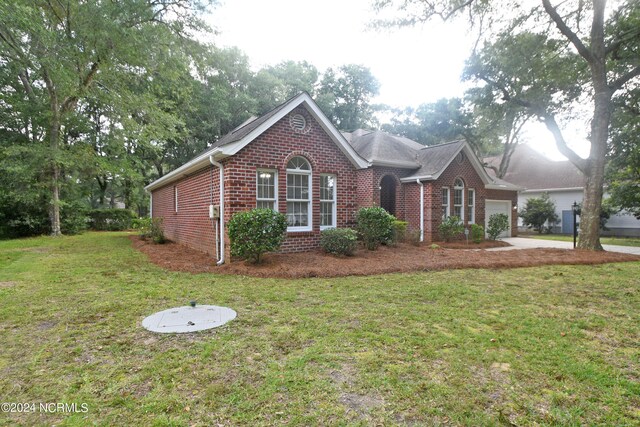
[491,237,640,255]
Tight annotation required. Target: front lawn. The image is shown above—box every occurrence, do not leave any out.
[526,234,640,247]
[0,232,638,426]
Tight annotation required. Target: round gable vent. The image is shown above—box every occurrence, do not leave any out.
[289,113,310,133]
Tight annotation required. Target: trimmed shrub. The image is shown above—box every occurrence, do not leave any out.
[61,201,89,235]
[320,228,358,256]
[150,218,166,243]
[228,208,287,263]
[438,216,464,242]
[470,224,484,244]
[355,207,394,250]
[88,208,135,231]
[519,193,559,233]
[391,220,408,244]
[487,213,510,240]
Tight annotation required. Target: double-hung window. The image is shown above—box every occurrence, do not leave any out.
[467,189,475,224]
[256,170,277,210]
[442,188,450,219]
[453,178,464,221]
[286,157,312,231]
[320,174,336,229]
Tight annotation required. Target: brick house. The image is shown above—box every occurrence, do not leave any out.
[145,93,520,263]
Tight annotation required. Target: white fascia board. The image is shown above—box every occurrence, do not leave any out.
[224,93,369,170]
[400,175,434,183]
[486,183,524,191]
[521,187,583,193]
[144,149,223,191]
[301,96,369,169]
[370,159,421,168]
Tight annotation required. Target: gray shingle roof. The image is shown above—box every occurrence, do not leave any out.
[408,140,466,178]
[485,144,585,190]
[342,129,420,166]
[210,98,296,149]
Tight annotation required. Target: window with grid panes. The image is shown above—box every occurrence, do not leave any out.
[286,157,311,230]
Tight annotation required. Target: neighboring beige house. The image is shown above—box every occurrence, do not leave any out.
[486,144,640,237]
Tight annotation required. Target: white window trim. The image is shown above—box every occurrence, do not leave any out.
[174,186,178,213]
[468,188,475,224]
[442,187,450,219]
[454,180,464,222]
[286,159,312,232]
[320,174,337,230]
[256,169,278,211]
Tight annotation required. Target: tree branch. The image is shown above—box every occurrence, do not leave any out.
[539,112,588,173]
[542,0,594,63]
[18,70,36,102]
[475,71,588,173]
[61,61,100,113]
[610,65,640,92]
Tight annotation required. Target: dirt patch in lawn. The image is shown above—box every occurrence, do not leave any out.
[129,235,640,278]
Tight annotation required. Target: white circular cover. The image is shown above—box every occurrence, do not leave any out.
[142,305,237,333]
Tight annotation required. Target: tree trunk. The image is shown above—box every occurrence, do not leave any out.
[577,88,610,251]
[48,115,62,236]
[576,0,610,251]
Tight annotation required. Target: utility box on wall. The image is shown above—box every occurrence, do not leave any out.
[209,205,220,219]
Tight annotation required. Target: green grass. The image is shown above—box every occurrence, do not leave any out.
[1,232,639,426]
[526,234,640,247]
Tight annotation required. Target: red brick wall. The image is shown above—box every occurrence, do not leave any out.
[151,105,363,258]
[418,155,517,241]
[152,166,220,256]
[151,113,518,258]
[220,106,360,254]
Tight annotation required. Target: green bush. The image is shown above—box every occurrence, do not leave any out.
[519,193,559,233]
[133,217,152,238]
[487,213,510,240]
[88,208,135,231]
[391,220,408,244]
[150,218,166,243]
[438,216,464,242]
[320,228,358,256]
[355,207,394,250]
[228,208,287,263]
[61,201,89,235]
[470,224,484,244]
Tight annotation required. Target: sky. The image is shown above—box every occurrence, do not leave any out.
[205,0,591,161]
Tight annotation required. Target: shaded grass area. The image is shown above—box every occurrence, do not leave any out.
[527,234,640,247]
[0,232,639,426]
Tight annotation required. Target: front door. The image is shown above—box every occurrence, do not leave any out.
[380,175,396,215]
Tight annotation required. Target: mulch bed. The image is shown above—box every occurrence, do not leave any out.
[129,235,640,278]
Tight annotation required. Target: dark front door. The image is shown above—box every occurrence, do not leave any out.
[380,175,396,215]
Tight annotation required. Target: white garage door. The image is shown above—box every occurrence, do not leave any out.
[485,200,511,238]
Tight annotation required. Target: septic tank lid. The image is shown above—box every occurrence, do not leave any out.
[142,304,236,333]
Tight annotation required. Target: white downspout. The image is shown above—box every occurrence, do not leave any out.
[209,154,225,265]
[149,192,153,218]
[416,179,424,242]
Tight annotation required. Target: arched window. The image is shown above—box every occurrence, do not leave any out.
[453,178,464,220]
[286,156,312,230]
